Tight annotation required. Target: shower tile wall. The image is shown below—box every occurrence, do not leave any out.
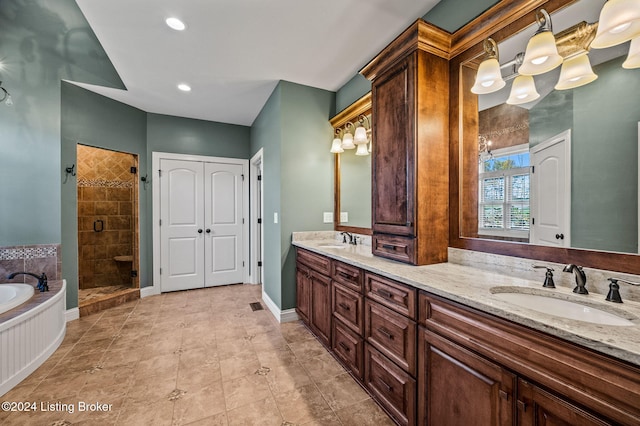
[77,145,137,289]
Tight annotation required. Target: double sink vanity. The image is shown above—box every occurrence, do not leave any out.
[293,234,640,425]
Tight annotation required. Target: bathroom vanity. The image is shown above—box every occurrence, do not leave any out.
[294,239,640,426]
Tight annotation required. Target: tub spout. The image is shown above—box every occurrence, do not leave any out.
[7,272,48,292]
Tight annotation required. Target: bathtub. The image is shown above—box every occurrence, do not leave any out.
[0,284,35,314]
[0,280,66,396]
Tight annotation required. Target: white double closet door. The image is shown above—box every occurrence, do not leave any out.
[159,158,244,292]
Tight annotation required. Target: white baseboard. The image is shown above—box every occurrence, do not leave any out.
[140,285,160,298]
[261,290,299,323]
[65,308,79,322]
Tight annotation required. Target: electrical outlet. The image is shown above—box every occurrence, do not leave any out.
[340,212,348,222]
[323,212,333,223]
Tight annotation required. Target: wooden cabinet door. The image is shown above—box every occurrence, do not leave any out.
[295,262,311,324]
[517,379,613,426]
[372,53,416,237]
[310,271,331,347]
[418,327,515,426]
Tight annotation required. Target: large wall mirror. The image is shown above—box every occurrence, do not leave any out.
[330,93,372,235]
[451,0,640,274]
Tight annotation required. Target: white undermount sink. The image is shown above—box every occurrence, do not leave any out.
[318,243,346,249]
[492,290,636,326]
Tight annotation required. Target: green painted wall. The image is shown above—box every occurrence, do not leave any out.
[250,81,335,310]
[335,75,371,114]
[0,0,123,246]
[61,83,147,309]
[422,0,500,33]
[250,85,283,307]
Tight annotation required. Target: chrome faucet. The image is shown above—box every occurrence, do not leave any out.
[562,264,588,294]
[7,272,49,292]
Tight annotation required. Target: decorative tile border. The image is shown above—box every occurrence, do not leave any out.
[0,246,57,260]
[77,178,133,188]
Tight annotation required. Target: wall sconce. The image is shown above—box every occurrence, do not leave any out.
[471,38,506,94]
[591,0,640,49]
[623,36,640,68]
[0,81,13,106]
[519,9,563,76]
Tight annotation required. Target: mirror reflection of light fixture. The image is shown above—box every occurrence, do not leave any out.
[623,36,640,68]
[507,75,540,105]
[519,9,563,76]
[555,53,598,90]
[478,135,493,162]
[471,38,506,94]
[0,81,12,106]
[330,128,344,153]
[591,0,640,49]
[355,143,369,156]
[353,115,371,156]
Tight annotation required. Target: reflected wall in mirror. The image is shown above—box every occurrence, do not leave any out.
[330,93,372,234]
[460,0,640,255]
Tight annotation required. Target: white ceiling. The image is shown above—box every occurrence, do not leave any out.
[73,0,441,126]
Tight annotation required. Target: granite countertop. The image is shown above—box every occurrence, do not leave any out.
[292,239,640,367]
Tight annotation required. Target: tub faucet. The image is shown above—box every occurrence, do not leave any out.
[562,264,588,294]
[7,272,48,292]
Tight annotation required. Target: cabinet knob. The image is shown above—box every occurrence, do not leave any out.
[206,228,211,233]
[517,400,527,412]
[378,327,394,340]
[197,229,203,234]
[338,302,351,311]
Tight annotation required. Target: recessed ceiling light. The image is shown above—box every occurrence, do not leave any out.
[166,17,186,31]
[177,83,191,92]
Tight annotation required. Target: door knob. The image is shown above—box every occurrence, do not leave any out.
[555,233,564,240]
[197,229,203,234]
[206,229,211,233]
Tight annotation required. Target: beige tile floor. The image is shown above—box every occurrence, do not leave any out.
[0,284,394,425]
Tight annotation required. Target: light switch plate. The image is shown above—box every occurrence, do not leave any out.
[273,212,278,224]
[340,212,348,222]
[323,212,333,223]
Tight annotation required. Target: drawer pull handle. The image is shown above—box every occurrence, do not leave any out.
[517,400,527,412]
[378,378,393,392]
[377,289,394,299]
[378,327,394,340]
[338,303,351,311]
[338,271,356,280]
[382,244,395,250]
[338,342,350,352]
[499,390,509,401]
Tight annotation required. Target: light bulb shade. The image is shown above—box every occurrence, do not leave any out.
[519,31,563,75]
[354,126,368,144]
[555,54,598,90]
[623,36,640,68]
[355,143,369,156]
[506,75,540,105]
[591,0,640,49]
[330,138,344,153]
[471,58,506,94]
[341,132,355,149]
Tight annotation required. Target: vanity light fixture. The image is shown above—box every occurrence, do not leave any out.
[0,81,12,106]
[478,135,492,162]
[555,52,598,90]
[623,36,640,68]
[591,0,640,49]
[519,9,563,76]
[507,75,541,104]
[353,114,371,154]
[166,17,186,31]
[341,122,356,150]
[330,129,345,153]
[471,38,506,94]
[177,83,191,92]
[355,143,369,156]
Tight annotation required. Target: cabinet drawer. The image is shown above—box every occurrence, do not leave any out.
[332,283,364,335]
[297,248,331,276]
[365,300,416,375]
[372,234,415,264]
[365,272,416,319]
[332,318,364,381]
[331,261,362,292]
[365,343,416,426]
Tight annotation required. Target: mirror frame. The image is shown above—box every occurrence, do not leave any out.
[330,92,373,236]
[449,0,640,275]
